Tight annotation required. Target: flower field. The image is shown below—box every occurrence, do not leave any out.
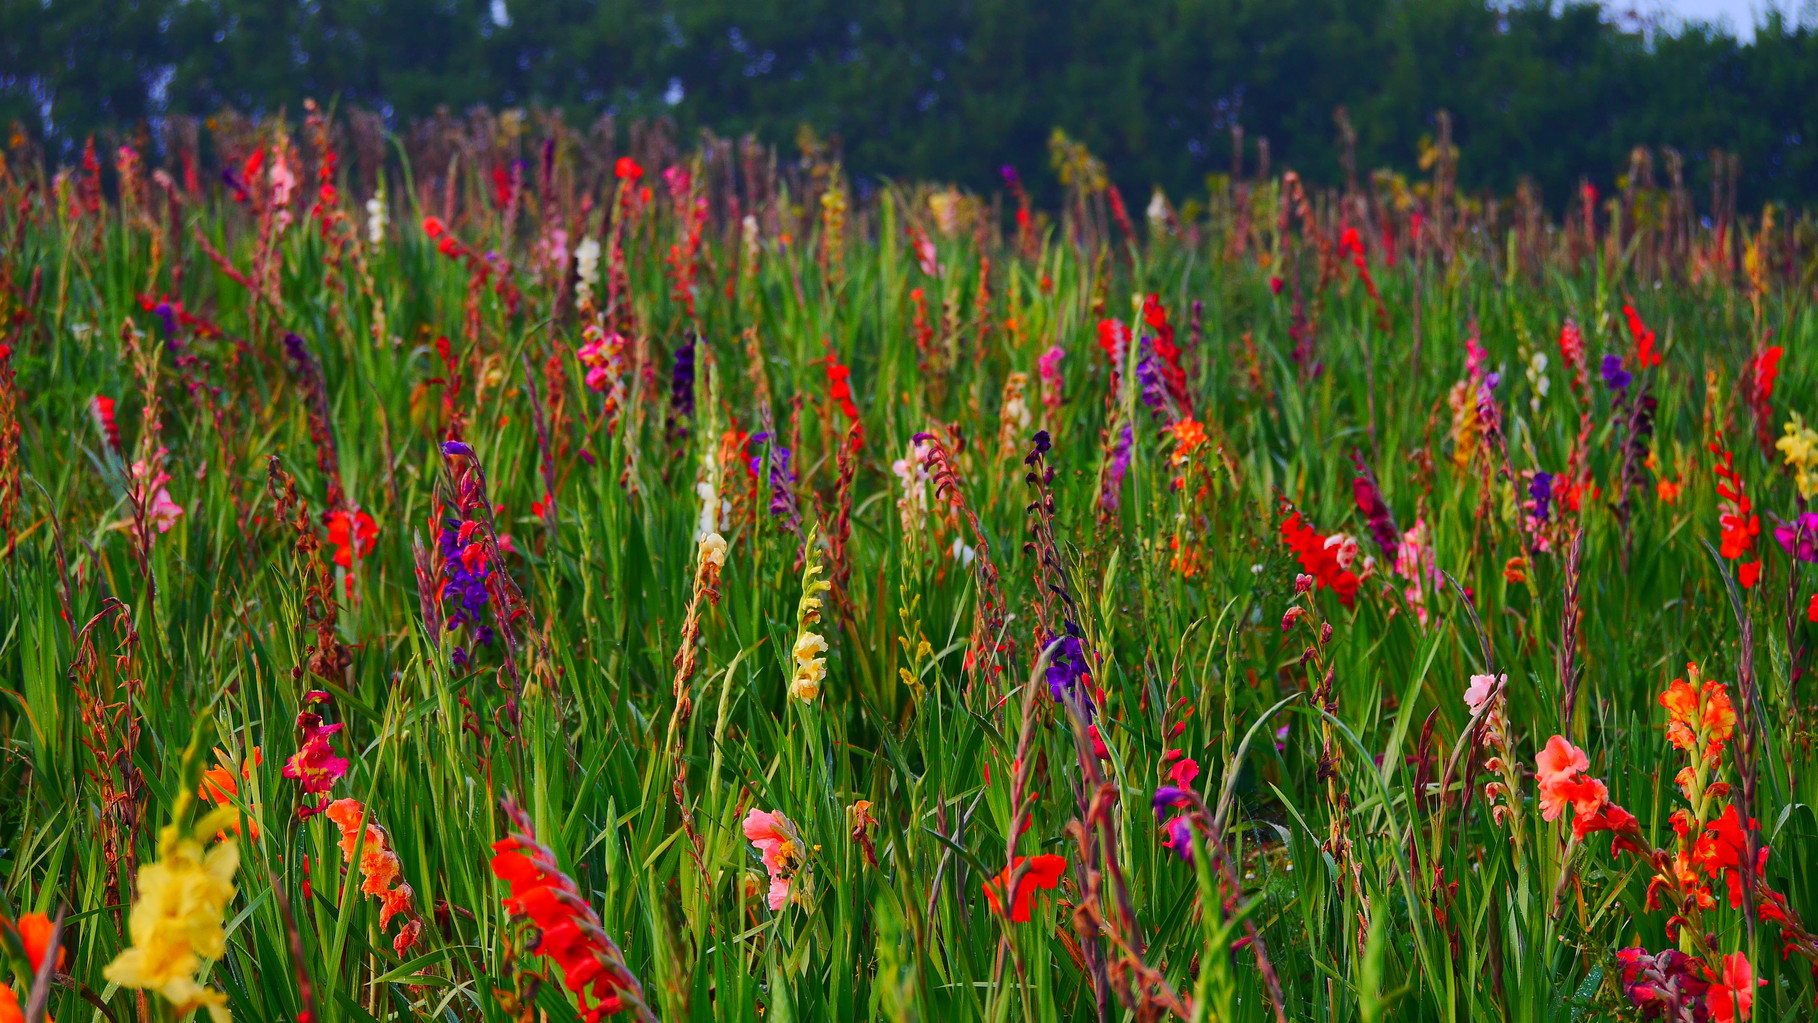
[1,114,1817,1022]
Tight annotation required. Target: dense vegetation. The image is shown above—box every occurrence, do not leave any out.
[1,109,1817,1022]
[5,0,1818,209]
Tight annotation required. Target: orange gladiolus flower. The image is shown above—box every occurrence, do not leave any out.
[2,912,63,974]
[198,746,262,839]
[323,799,423,956]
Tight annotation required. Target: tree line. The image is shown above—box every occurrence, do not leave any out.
[2,0,1814,210]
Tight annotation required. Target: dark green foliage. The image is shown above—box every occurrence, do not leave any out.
[2,2,1817,211]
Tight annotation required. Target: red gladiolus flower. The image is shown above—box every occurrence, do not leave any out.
[825,357,860,426]
[1557,319,1584,371]
[324,508,378,569]
[491,805,651,1021]
[1807,593,1817,622]
[1096,318,1130,366]
[614,157,643,182]
[1752,346,1783,401]
[982,854,1066,923]
[422,216,445,238]
[1280,510,1360,607]
[90,394,123,454]
[1623,303,1661,370]
[1705,952,1761,1023]
[1710,440,1760,585]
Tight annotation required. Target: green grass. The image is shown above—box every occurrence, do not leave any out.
[0,125,1815,1023]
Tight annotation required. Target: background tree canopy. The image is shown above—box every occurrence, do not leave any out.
[2,0,1813,209]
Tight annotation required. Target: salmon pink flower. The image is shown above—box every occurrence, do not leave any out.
[324,799,424,955]
[742,808,803,910]
[1535,735,1606,822]
[1463,673,1501,715]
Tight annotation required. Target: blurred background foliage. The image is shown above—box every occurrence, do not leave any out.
[2,0,1816,210]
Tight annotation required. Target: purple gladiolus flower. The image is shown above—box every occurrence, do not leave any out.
[1151,786,1191,820]
[1163,816,1195,860]
[437,516,494,662]
[1601,354,1631,392]
[1101,424,1134,513]
[441,440,474,457]
[1135,338,1169,417]
[1529,471,1554,523]
[670,334,696,423]
[1044,626,1093,719]
[748,433,800,526]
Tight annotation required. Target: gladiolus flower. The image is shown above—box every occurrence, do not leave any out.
[982,855,1066,923]
[103,817,239,1023]
[1169,757,1199,787]
[491,806,651,1021]
[324,799,424,955]
[324,508,378,569]
[282,694,348,815]
[1705,952,1761,1023]
[422,216,445,238]
[1535,735,1606,822]
[1281,510,1360,606]
[1616,947,1709,1017]
[1463,674,1501,715]
[1774,512,1818,562]
[198,747,262,839]
[742,809,803,911]
[614,157,643,182]
[2,913,63,974]
[1622,304,1661,370]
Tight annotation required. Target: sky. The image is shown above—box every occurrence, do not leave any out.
[1631,0,1814,39]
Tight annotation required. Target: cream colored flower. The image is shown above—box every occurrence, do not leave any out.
[790,658,825,702]
[793,631,827,667]
[699,532,728,570]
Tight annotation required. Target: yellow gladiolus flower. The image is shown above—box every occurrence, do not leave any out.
[103,810,239,1023]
